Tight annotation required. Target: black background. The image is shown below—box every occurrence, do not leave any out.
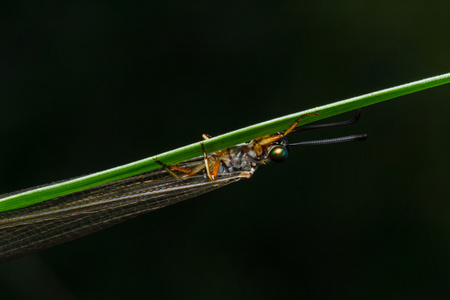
[1,1,449,299]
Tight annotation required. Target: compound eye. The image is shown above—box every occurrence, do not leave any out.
[268,146,288,163]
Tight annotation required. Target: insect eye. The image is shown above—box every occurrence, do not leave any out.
[268,146,288,163]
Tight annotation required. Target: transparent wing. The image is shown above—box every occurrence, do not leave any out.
[0,158,246,263]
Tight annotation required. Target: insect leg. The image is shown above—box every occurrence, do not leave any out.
[257,112,319,146]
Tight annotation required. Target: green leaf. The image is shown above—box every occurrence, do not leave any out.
[1,72,449,212]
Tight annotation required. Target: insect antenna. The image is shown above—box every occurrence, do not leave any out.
[288,109,367,147]
[293,108,362,132]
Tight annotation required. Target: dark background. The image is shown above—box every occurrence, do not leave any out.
[1,1,449,299]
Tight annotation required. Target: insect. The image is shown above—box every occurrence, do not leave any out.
[0,109,366,263]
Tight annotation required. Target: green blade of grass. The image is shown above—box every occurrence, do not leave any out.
[1,72,450,212]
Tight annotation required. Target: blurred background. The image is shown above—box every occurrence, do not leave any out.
[0,1,449,299]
